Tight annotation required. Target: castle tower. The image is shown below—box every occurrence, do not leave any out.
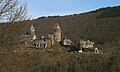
[47,34,54,46]
[53,24,61,42]
[32,34,37,40]
[30,25,36,40]
[30,25,35,35]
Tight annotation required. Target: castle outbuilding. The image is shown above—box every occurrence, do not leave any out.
[78,39,99,53]
[62,37,72,46]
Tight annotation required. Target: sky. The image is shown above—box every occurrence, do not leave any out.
[22,0,120,19]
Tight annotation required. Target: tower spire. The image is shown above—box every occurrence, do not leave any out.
[30,25,35,35]
[54,23,60,29]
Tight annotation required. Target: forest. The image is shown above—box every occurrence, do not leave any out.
[0,6,120,72]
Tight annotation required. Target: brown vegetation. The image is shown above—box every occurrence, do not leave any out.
[0,6,120,72]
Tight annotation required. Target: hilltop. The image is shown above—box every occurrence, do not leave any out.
[0,6,120,72]
[29,6,120,52]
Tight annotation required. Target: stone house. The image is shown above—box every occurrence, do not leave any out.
[31,35,54,49]
[79,39,94,48]
[62,37,72,46]
[78,39,99,53]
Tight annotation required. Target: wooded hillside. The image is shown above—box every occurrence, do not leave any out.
[0,6,120,72]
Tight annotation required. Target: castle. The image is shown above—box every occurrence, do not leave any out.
[23,24,72,49]
[22,24,99,53]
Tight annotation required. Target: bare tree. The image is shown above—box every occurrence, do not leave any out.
[0,0,27,22]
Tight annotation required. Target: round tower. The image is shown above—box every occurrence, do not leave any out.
[53,24,61,42]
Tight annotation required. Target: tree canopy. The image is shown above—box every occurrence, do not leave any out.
[0,0,27,22]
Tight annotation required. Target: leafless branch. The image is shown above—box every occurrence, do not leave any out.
[0,0,28,23]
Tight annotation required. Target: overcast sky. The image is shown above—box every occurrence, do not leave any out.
[23,0,120,19]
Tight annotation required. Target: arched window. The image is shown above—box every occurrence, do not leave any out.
[95,48,99,53]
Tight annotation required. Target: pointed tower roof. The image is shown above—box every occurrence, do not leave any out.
[54,24,60,29]
[30,25,35,31]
